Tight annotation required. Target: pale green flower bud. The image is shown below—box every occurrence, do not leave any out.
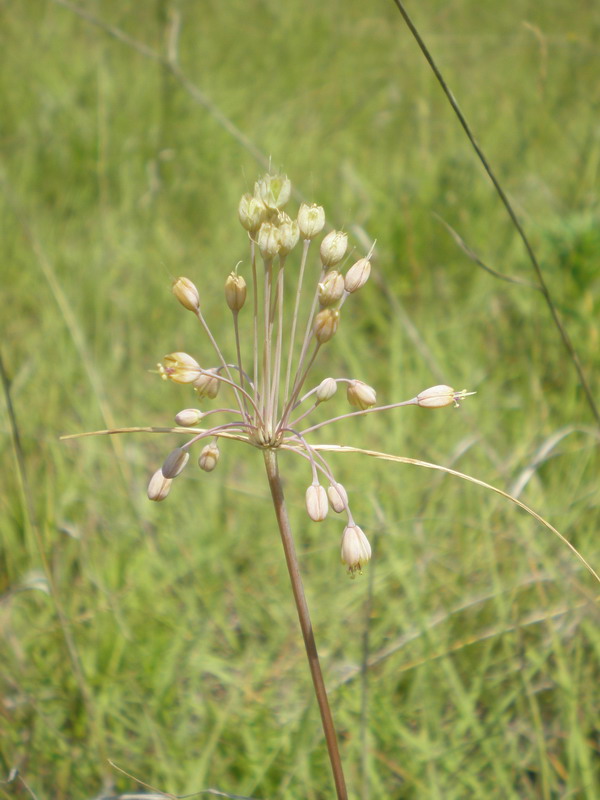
[320,230,348,268]
[254,173,291,210]
[297,203,325,239]
[327,482,348,513]
[316,377,337,403]
[225,272,247,311]
[159,352,202,384]
[172,276,200,312]
[318,270,345,307]
[341,524,371,574]
[305,484,328,522]
[347,379,377,410]
[147,468,172,501]
[174,408,204,426]
[313,308,339,344]
[257,222,281,260]
[278,215,300,255]
[199,442,220,472]
[194,369,220,399]
[238,193,267,233]
[344,258,371,293]
[161,447,190,479]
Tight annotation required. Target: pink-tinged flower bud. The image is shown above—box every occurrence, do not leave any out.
[313,308,339,344]
[147,468,172,501]
[174,408,204,426]
[320,230,348,268]
[347,379,377,410]
[257,222,281,260]
[172,276,200,312]
[416,385,457,408]
[327,482,348,513]
[297,203,325,239]
[198,442,220,472]
[238,193,267,233]
[340,524,371,575]
[159,352,202,384]
[254,173,291,210]
[225,272,247,312]
[344,258,371,293]
[316,377,337,403]
[194,369,220,399]
[161,447,190,479]
[278,215,300,255]
[305,484,328,522]
[318,270,345,307]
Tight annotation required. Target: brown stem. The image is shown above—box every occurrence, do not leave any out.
[262,448,348,800]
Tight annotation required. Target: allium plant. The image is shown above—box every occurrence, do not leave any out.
[70,173,598,799]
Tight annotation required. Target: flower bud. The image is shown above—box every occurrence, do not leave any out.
[225,272,247,312]
[416,385,457,409]
[318,270,345,307]
[254,173,291,210]
[341,524,371,575]
[297,203,325,239]
[305,484,328,522]
[313,308,339,344]
[320,230,347,268]
[159,352,202,384]
[327,482,348,513]
[194,368,220,399]
[198,442,220,472]
[172,277,200,312]
[238,193,267,233]
[347,379,377,410]
[174,408,204,426]
[316,377,337,403]
[161,447,190,479]
[344,258,371,293]
[147,468,172,501]
[278,215,300,256]
[257,222,281,260]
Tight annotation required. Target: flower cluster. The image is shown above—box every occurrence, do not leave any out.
[150,173,473,574]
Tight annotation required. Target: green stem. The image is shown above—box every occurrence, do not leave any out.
[262,448,348,800]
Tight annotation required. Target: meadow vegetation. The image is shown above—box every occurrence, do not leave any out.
[1,1,599,797]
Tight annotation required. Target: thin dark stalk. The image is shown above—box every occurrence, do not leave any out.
[390,0,599,426]
[262,448,348,800]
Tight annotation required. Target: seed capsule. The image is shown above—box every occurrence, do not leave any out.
[305,484,328,522]
[313,308,339,344]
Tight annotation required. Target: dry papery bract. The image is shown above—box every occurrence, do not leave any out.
[154,172,473,575]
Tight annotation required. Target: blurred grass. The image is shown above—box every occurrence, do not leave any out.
[1,0,599,797]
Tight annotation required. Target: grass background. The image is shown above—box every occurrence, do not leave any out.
[1,0,599,797]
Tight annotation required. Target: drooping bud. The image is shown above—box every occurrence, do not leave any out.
[257,222,281,260]
[147,468,172,502]
[320,230,348,268]
[238,193,268,233]
[318,270,345,307]
[194,369,220,399]
[316,377,337,403]
[305,484,328,522]
[161,447,190,479]
[297,203,325,239]
[344,258,371,293]
[278,215,300,256]
[327,482,348,513]
[254,173,291,210]
[340,524,371,575]
[225,272,247,312]
[347,379,377,410]
[313,308,339,344]
[172,277,200,312]
[174,408,204,426]
[198,442,220,472]
[416,385,458,409]
[159,352,202,384]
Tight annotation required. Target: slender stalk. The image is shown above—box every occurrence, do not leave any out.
[262,448,348,800]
